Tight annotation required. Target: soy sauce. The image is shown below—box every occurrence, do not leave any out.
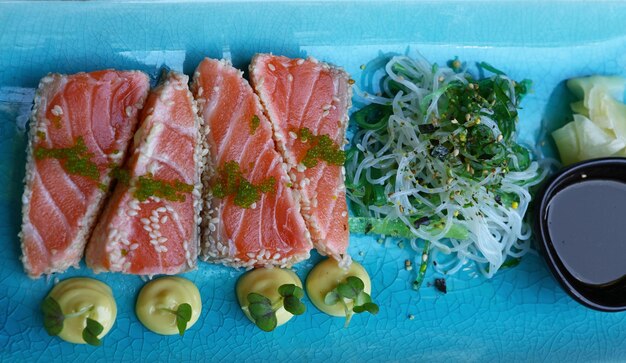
[547,179,626,286]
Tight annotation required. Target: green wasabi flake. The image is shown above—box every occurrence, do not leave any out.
[213,161,276,208]
[133,174,193,202]
[34,137,100,181]
[250,115,260,134]
[110,167,130,186]
[296,127,345,168]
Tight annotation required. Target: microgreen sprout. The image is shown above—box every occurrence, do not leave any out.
[41,296,105,346]
[323,276,379,327]
[158,303,193,336]
[246,284,306,332]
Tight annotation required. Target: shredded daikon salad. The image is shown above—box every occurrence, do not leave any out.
[346,54,549,284]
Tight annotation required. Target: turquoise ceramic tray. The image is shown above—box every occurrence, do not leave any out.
[2,1,626,361]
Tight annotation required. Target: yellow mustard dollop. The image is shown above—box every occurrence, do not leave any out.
[236,267,302,327]
[135,276,202,335]
[306,258,371,316]
[47,277,117,344]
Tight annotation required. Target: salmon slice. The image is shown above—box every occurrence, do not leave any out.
[192,58,312,268]
[250,54,352,262]
[19,70,150,278]
[86,71,204,275]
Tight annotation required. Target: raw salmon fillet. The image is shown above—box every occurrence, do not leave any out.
[192,58,312,268]
[250,54,352,262]
[86,71,204,275]
[19,70,150,278]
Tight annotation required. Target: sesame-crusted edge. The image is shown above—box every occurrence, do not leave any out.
[250,54,353,264]
[193,57,313,266]
[89,70,201,275]
[20,71,152,278]
[191,59,220,263]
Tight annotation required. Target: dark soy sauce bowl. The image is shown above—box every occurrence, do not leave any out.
[534,157,626,312]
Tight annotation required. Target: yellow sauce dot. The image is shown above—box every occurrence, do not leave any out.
[46,278,117,344]
[305,258,371,317]
[136,277,202,335]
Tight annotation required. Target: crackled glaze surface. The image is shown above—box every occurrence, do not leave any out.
[2,1,626,361]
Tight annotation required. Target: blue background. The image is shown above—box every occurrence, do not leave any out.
[1,1,626,361]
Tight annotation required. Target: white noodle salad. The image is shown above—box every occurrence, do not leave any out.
[346,54,547,284]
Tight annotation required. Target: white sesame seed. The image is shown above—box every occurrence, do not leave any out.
[125,106,133,117]
[158,237,168,243]
[297,59,305,65]
[130,244,139,250]
[267,63,276,71]
[289,131,298,139]
[51,105,63,116]
[140,218,150,225]
[322,110,330,117]
[288,74,293,82]
[143,225,152,232]
[127,210,138,217]
[160,216,168,224]
[341,211,347,217]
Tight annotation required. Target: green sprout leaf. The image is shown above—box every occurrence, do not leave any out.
[278,284,306,315]
[175,303,192,336]
[346,276,365,292]
[353,302,379,315]
[246,284,307,332]
[354,291,372,306]
[278,284,304,299]
[336,281,359,300]
[322,276,379,326]
[247,293,277,332]
[82,318,103,346]
[41,296,64,336]
[283,296,306,316]
[247,292,271,305]
[324,291,340,306]
[248,300,277,332]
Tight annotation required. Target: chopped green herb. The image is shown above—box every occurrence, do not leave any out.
[250,115,261,134]
[35,137,100,181]
[213,161,276,208]
[133,174,193,202]
[36,131,46,140]
[110,167,130,186]
[295,128,346,168]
